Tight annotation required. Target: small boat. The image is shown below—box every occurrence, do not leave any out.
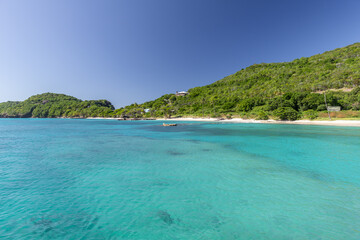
[163,123,177,127]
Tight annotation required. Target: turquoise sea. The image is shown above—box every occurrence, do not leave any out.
[0,119,360,240]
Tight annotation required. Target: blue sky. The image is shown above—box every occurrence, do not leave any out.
[1,0,360,107]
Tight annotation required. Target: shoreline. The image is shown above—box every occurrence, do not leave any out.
[85,117,360,127]
[157,118,360,127]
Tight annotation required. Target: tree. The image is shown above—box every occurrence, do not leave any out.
[273,107,300,121]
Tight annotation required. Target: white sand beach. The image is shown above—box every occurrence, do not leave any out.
[86,117,360,127]
[157,118,360,127]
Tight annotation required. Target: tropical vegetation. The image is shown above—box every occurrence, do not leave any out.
[1,43,360,120]
[119,43,360,120]
[0,93,114,118]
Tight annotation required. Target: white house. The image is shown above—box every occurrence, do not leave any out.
[175,91,188,96]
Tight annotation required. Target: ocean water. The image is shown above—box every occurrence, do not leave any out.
[0,119,360,240]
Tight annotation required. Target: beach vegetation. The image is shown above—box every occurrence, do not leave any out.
[303,110,319,120]
[273,107,300,121]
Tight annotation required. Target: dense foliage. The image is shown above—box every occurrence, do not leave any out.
[1,43,360,120]
[119,43,360,120]
[0,93,114,118]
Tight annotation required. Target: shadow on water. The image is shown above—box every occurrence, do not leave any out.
[157,210,174,225]
[202,148,212,152]
[241,155,334,183]
[86,216,100,230]
[30,214,101,238]
[31,216,53,232]
[167,150,185,156]
[186,139,201,144]
[151,179,171,187]
[210,216,224,228]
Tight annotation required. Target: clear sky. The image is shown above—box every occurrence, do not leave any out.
[1,0,360,108]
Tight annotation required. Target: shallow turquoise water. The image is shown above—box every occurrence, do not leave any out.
[1,119,360,239]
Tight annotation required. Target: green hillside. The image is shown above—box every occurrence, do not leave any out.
[118,43,360,120]
[0,93,114,118]
[1,43,360,120]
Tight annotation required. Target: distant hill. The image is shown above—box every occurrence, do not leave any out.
[119,43,360,120]
[1,43,360,120]
[0,93,114,118]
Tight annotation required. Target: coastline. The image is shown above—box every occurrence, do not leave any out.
[157,118,360,127]
[85,117,360,127]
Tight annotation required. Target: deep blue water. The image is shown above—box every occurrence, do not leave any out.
[0,119,360,239]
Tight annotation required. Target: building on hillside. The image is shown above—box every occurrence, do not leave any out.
[175,91,188,96]
[327,106,341,112]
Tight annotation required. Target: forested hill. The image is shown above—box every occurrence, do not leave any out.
[119,42,360,120]
[211,42,360,96]
[0,93,114,118]
[1,43,360,120]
